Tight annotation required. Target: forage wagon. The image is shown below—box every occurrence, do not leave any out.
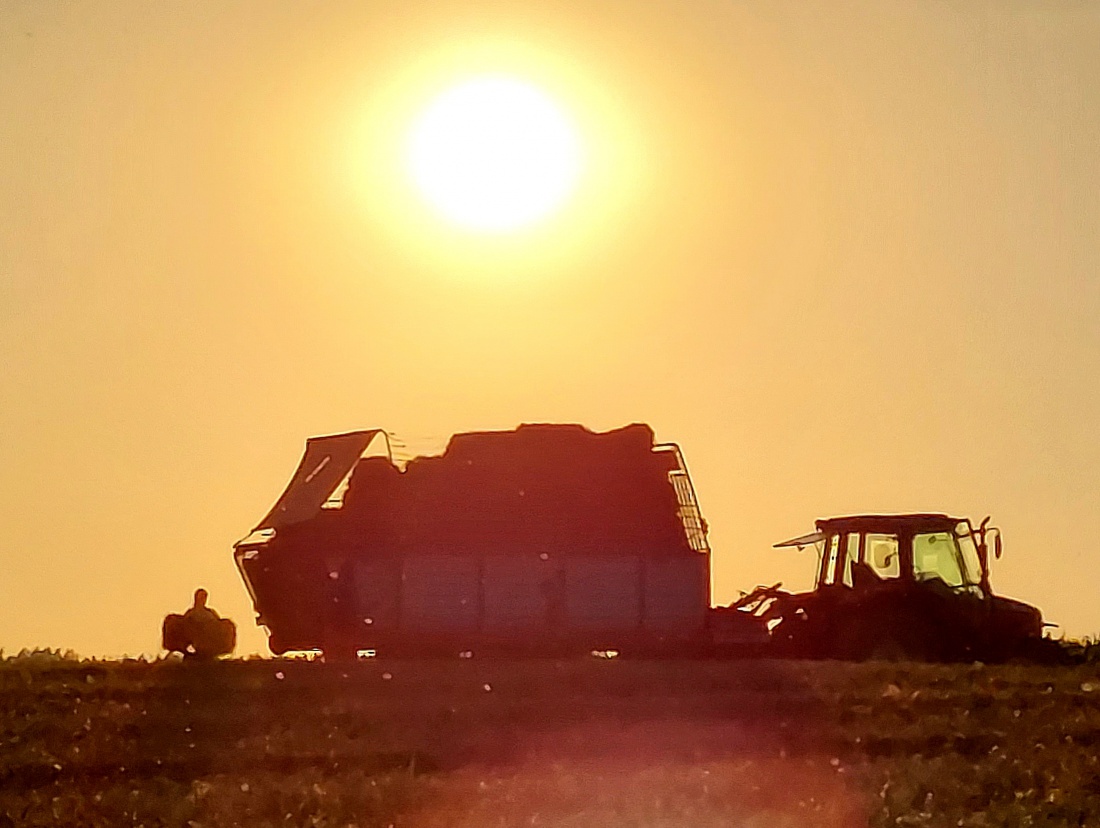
[234,424,710,659]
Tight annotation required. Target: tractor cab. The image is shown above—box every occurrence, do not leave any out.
[775,514,997,599]
[762,513,1046,661]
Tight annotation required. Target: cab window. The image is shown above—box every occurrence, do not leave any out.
[913,531,965,587]
[954,522,983,586]
[866,534,900,579]
[840,533,860,587]
[821,534,841,585]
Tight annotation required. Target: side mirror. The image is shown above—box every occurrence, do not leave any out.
[993,530,1003,559]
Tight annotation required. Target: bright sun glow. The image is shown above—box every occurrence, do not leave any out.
[406,75,583,233]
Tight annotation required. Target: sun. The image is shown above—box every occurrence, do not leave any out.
[405,75,583,233]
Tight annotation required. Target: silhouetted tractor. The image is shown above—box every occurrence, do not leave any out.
[735,514,1056,662]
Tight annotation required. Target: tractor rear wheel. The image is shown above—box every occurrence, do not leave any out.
[835,611,945,662]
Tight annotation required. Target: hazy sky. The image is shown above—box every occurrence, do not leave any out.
[2,1,1098,656]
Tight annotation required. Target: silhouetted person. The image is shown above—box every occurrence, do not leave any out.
[162,587,236,659]
[184,588,219,625]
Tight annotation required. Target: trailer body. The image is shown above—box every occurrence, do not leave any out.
[235,424,711,657]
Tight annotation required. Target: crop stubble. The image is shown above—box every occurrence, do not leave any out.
[1,657,1099,827]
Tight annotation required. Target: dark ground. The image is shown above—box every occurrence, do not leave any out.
[2,653,1099,827]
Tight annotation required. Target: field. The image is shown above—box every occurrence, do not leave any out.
[3,654,1100,827]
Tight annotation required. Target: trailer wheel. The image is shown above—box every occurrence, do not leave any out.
[322,644,358,663]
[321,628,360,663]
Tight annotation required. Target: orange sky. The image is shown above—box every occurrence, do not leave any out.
[2,2,1098,656]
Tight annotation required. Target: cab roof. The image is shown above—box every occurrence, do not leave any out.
[774,513,966,548]
[816,513,963,535]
